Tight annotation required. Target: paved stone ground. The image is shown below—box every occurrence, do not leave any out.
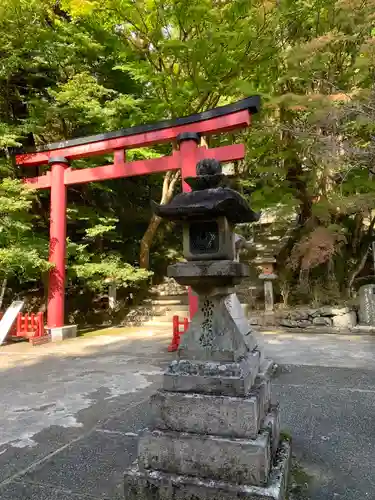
[0,327,375,499]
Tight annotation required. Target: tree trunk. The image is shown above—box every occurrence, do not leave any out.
[40,271,49,313]
[347,216,375,292]
[347,249,369,295]
[139,214,163,269]
[0,278,7,310]
[139,170,180,269]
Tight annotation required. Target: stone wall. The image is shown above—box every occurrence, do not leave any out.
[278,306,357,329]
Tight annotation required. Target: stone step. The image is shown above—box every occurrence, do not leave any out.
[151,305,189,315]
[261,404,280,458]
[351,324,375,333]
[152,389,279,455]
[131,307,165,318]
[150,293,189,302]
[158,302,247,315]
[125,440,291,500]
[151,298,187,306]
[162,303,189,311]
[138,428,271,486]
[164,310,189,321]
[163,350,261,397]
[131,301,250,326]
[151,391,261,439]
[143,319,174,327]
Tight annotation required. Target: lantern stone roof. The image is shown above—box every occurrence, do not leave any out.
[152,158,259,224]
[152,187,259,224]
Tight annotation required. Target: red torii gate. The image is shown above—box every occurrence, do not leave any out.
[16,96,260,335]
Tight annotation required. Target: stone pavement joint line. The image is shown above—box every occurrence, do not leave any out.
[14,479,102,500]
[0,396,150,489]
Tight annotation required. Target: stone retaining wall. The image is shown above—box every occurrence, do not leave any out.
[279,306,357,329]
[247,306,359,330]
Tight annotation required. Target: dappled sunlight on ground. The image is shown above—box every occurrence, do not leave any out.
[262,330,375,369]
[0,326,171,372]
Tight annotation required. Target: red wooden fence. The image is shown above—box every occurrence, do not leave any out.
[168,315,189,352]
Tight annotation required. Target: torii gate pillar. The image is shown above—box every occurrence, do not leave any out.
[48,157,77,340]
[48,157,69,330]
[178,132,202,318]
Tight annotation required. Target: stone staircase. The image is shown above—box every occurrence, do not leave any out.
[123,278,256,328]
[122,278,190,327]
[135,294,255,328]
[143,296,190,327]
[127,213,298,328]
[123,213,297,329]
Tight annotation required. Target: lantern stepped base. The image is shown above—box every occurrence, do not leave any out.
[138,428,271,485]
[124,355,289,499]
[163,350,261,396]
[124,439,291,500]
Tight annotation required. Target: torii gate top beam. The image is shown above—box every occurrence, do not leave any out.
[16,96,260,167]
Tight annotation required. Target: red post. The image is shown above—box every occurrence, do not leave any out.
[30,313,35,332]
[168,315,180,352]
[37,312,44,337]
[177,133,200,319]
[47,157,69,328]
[16,313,21,336]
[23,313,29,334]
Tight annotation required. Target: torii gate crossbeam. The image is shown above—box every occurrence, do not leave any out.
[15,96,260,335]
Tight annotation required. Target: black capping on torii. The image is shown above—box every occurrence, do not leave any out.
[14,96,260,154]
[152,158,260,224]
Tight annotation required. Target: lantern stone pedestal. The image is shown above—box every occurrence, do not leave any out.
[124,160,290,500]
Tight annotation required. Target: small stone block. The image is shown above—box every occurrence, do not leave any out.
[261,404,280,457]
[163,350,260,397]
[256,358,274,382]
[257,347,265,366]
[332,311,357,329]
[168,260,250,283]
[163,372,252,397]
[138,429,271,486]
[30,334,51,346]
[312,316,332,327]
[253,376,271,416]
[124,439,291,500]
[49,325,77,341]
[152,390,260,439]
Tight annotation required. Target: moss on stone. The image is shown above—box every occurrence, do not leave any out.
[287,457,312,500]
[280,430,292,442]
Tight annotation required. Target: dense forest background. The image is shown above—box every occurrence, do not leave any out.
[2,0,375,324]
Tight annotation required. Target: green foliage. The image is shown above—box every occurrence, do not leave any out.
[72,255,152,292]
[0,179,50,282]
[83,217,118,239]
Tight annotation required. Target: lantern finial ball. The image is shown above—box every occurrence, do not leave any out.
[196,158,222,176]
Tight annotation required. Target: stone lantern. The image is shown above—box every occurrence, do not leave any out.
[124,159,291,500]
[254,255,277,313]
[104,277,117,310]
